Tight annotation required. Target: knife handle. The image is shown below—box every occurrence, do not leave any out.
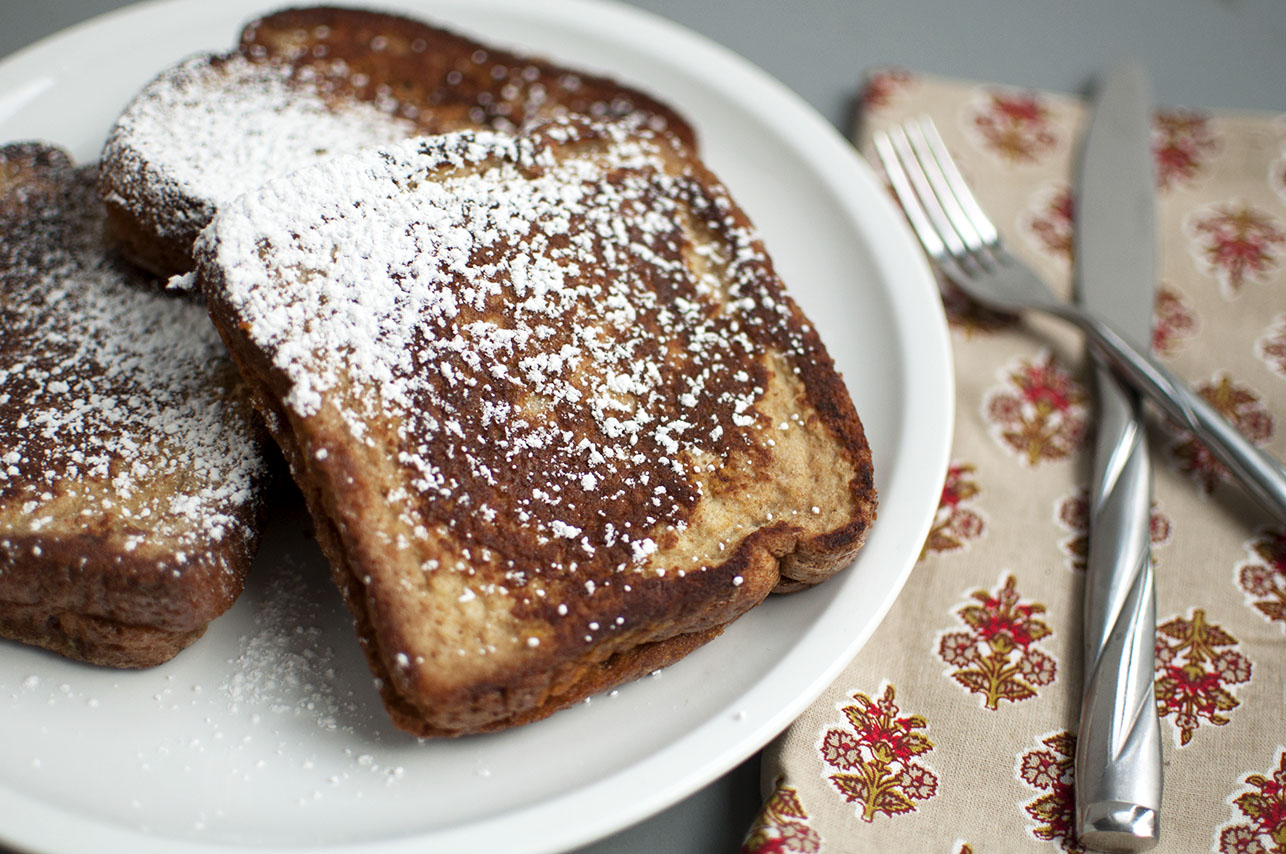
[1071,311,1286,525]
[1075,374,1162,854]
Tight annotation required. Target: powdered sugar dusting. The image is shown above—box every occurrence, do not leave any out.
[0,147,263,565]
[202,121,805,583]
[102,54,419,242]
[221,551,362,734]
[99,11,692,268]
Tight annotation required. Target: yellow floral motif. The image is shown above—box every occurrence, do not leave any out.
[970,90,1059,163]
[1154,609,1252,746]
[938,574,1057,709]
[1168,375,1274,493]
[920,462,985,560]
[1216,749,1286,854]
[1023,183,1074,263]
[1018,731,1085,853]
[1237,530,1286,628]
[1189,201,1285,297]
[984,352,1089,466]
[742,785,821,854]
[1155,110,1220,191]
[819,683,938,823]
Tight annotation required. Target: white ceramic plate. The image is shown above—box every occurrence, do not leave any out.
[0,1,952,852]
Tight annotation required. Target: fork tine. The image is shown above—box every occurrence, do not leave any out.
[872,129,948,262]
[909,117,1000,251]
[884,124,975,266]
[903,120,988,258]
[873,128,973,284]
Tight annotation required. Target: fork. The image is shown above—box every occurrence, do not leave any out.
[872,117,1286,527]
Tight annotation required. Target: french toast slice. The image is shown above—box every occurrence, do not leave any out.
[197,120,875,735]
[98,5,696,279]
[0,142,268,668]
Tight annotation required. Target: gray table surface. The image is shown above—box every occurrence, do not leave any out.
[2,1,1284,852]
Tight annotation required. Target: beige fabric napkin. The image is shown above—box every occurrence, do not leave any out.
[743,69,1286,854]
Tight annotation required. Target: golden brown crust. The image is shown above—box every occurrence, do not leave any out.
[242,6,696,149]
[387,625,727,736]
[98,5,697,279]
[0,602,205,669]
[0,142,268,668]
[198,121,875,735]
[260,396,730,736]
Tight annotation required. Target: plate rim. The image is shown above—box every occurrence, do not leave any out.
[0,0,953,851]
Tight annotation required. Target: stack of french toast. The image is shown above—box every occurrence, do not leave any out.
[0,6,876,736]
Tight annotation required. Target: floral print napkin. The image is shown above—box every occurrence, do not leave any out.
[743,69,1286,854]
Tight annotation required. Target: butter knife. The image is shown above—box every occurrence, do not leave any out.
[1073,63,1163,853]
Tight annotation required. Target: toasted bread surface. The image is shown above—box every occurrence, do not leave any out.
[198,121,875,735]
[98,5,696,278]
[0,142,268,667]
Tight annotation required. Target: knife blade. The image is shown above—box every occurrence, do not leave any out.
[1072,63,1164,854]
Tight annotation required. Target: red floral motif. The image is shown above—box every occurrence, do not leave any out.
[921,462,986,559]
[1154,110,1220,191]
[970,90,1059,163]
[1167,375,1275,493]
[1216,749,1286,854]
[742,785,821,854]
[1236,530,1286,628]
[1022,183,1075,264]
[819,683,938,822]
[1188,201,1286,298]
[938,574,1057,709]
[1018,731,1084,853]
[863,68,914,112]
[1257,314,1286,379]
[1153,285,1199,357]
[984,352,1089,465]
[1054,487,1172,572]
[1155,609,1252,746]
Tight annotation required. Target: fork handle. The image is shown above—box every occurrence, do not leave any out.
[1076,312,1286,525]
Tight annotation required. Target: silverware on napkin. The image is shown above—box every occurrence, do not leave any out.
[874,112,1286,526]
[1072,62,1164,853]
